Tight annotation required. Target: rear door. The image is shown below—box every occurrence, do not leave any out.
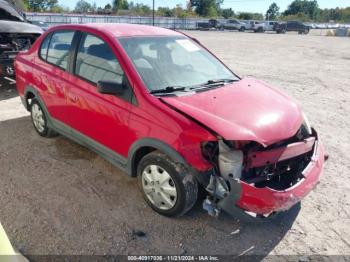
[65,32,136,158]
[34,30,77,125]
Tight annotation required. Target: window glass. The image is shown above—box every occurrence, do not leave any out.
[47,31,75,70]
[39,34,51,60]
[119,36,237,92]
[75,34,124,85]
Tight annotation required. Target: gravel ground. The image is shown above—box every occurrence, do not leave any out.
[0,30,349,258]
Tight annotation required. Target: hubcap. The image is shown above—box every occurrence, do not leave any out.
[31,104,45,133]
[142,165,177,210]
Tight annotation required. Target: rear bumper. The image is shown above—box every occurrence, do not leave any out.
[239,140,324,215]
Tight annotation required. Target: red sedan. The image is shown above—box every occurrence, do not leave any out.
[15,23,325,220]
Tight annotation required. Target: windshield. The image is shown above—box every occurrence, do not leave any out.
[118,36,238,93]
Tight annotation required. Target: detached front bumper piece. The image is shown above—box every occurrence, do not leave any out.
[218,138,324,220]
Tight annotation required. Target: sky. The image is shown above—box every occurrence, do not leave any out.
[59,0,350,13]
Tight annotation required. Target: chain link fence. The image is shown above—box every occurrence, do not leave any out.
[23,13,350,32]
[25,12,214,30]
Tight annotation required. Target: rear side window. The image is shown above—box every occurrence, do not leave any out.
[46,31,75,70]
[39,34,50,60]
[75,34,124,85]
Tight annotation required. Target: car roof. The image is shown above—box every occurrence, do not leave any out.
[50,23,183,38]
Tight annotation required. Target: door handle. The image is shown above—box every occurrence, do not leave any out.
[69,94,79,103]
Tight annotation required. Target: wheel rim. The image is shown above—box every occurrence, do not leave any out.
[142,165,178,210]
[31,103,45,133]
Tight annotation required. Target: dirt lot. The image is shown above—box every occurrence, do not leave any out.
[0,30,350,258]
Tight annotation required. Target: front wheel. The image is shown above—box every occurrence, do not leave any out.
[137,151,198,217]
[239,27,246,32]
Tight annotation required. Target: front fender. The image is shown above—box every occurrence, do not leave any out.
[126,138,187,177]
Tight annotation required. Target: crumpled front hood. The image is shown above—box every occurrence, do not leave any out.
[161,78,303,147]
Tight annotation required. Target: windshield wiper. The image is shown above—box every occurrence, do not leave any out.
[150,79,238,95]
[190,78,238,91]
[150,86,188,95]
[205,78,238,85]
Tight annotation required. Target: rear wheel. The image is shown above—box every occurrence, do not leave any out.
[137,151,198,217]
[30,99,57,138]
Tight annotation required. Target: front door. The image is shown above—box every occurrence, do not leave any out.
[66,32,135,159]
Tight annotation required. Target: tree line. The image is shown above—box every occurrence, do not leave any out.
[11,0,350,23]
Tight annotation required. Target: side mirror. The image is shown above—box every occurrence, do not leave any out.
[97,80,125,96]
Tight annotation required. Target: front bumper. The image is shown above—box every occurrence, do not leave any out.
[219,138,324,219]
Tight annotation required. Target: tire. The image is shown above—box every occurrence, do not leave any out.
[239,27,245,32]
[137,151,198,217]
[30,98,58,138]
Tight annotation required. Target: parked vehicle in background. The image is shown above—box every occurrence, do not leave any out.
[15,23,325,221]
[29,20,50,31]
[197,19,222,30]
[315,23,327,29]
[276,21,310,34]
[306,23,316,29]
[0,0,42,84]
[327,23,340,29]
[250,21,266,33]
[275,22,287,34]
[222,19,247,31]
[265,21,278,31]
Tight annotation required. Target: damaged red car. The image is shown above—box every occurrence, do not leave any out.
[15,24,325,220]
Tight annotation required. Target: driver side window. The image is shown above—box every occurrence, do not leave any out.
[75,34,124,86]
[74,33,136,104]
